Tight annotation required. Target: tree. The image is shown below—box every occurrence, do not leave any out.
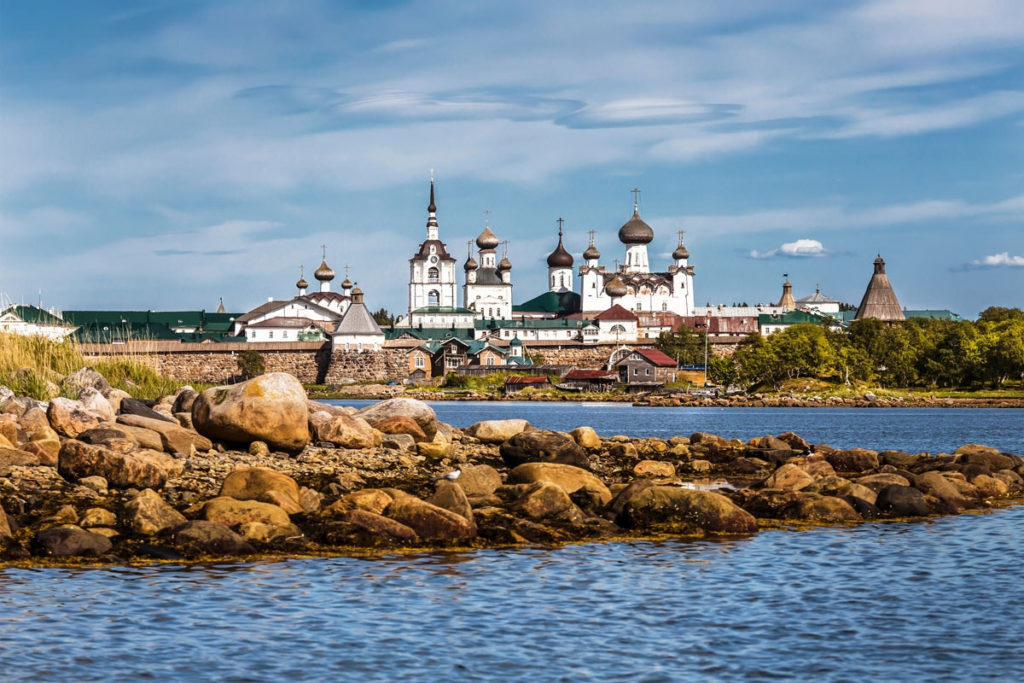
[236,350,265,379]
[372,308,395,326]
[655,325,706,366]
[707,354,737,387]
[978,306,1024,323]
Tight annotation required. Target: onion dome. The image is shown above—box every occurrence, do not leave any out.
[341,276,353,289]
[296,275,309,290]
[498,256,512,271]
[314,260,335,282]
[673,244,689,260]
[583,243,601,261]
[618,210,654,245]
[464,255,478,271]
[605,275,628,298]
[476,226,499,250]
[547,231,573,268]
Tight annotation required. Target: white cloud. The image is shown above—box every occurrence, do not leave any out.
[749,238,828,260]
[966,252,1024,268]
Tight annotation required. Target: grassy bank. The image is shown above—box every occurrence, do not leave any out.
[0,333,197,400]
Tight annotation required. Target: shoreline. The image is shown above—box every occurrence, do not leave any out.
[3,373,1023,568]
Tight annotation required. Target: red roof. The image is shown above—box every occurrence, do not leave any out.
[633,348,677,367]
[594,304,638,322]
[505,375,551,385]
[565,369,618,380]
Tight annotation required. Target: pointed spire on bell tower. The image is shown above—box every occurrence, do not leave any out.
[426,169,439,240]
[217,297,226,314]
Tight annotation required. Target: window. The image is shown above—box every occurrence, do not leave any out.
[486,356,495,366]
[428,267,439,282]
[269,331,274,339]
[415,355,425,368]
[646,368,650,376]
[634,368,639,375]
[428,290,439,306]
[662,303,668,312]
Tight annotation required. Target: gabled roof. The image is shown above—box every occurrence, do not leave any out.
[1,305,67,325]
[595,305,639,322]
[904,309,962,321]
[236,297,339,324]
[334,303,384,336]
[247,316,319,329]
[632,348,678,367]
[796,291,839,304]
[513,290,581,314]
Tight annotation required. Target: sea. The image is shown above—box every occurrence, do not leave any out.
[2,403,1023,681]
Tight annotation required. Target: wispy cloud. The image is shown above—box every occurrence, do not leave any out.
[962,252,1024,269]
[749,238,829,259]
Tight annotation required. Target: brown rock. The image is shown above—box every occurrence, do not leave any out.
[109,423,164,451]
[622,486,758,534]
[219,467,302,515]
[826,448,880,473]
[323,489,394,516]
[633,460,676,478]
[58,440,169,489]
[237,521,302,543]
[467,419,530,444]
[510,481,584,522]
[914,471,970,513]
[796,496,861,523]
[971,474,1008,498]
[123,488,187,536]
[78,387,115,422]
[33,526,112,557]
[954,445,1020,471]
[47,397,102,438]
[372,416,427,442]
[173,520,254,556]
[1,445,41,468]
[117,413,212,455]
[457,464,503,496]
[384,496,476,541]
[429,480,475,524]
[570,426,602,450]
[499,430,589,469]
[311,413,381,449]
[356,398,436,432]
[76,427,139,453]
[298,487,322,514]
[80,508,117,528]
[203,497,292,527]
[776,432,811,452]
[749,435,793,451]
[191,373,310,451]
[345,509,419,541]
[508,462,612,505]
[763,463,814,491]
[856,472,911,491]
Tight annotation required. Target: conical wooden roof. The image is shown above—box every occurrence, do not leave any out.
[777,280,795,310]
[854,255,904,322]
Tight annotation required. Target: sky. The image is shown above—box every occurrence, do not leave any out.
[1,0,1022,319]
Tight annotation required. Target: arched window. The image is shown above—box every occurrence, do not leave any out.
[428,267,439,282]
[662,303,668,311]
[428,290,439,306]
[610,324,626,334]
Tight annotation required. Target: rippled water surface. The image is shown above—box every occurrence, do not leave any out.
[335,401,1024,454]
[3,509,1024,681]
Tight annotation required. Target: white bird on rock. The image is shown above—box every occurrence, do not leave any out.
[436,468,461,482]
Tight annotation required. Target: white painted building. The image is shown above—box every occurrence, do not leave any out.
[0,305,77,341]
[463,222,513,320]
[332,288,386,352]
[407,178,471,328]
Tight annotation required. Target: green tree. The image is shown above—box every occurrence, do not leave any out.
[236,350,265,379]
[655,325,706,365]
[372,308,395,326]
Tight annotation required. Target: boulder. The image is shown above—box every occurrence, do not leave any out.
[202,497,292,528]
[914,471,970,513]
[467,419,530,444]
[382,433,417,451]
[172,389,199,415]
[192,373,310,451]
[356,398,436,432]
[796,496,861,523]
[622,486,758,534]
[0,446,40,468]
[972,474,1009,498]
[19,406,51,434]
[609,479,659,517]
[58,440,169,489]
[345,509,420,541]
[119,397,175,423]
[633,460,676,478]
[0,504,13,543]
[123,489,187,536]
[776,432,811,452]
[856,472,911,491]
[879,450,918,468]
[570,426,602,450]
[22,438,59,466]
[609,443,639,460]
[108,423,164,451]
[173,521,254,556]
[78,388,115,422]
[80,507,117,528]
[117,414,212,455]
[417,441,453,459]
[875,485,930,517]
[429,481,475,524]
[298,487,322,514]
[62,367,111,397]
[133,449,185,481]
[762,463,814,491]
[954,445,1019,472]
[47,397,102,438]
[372,416,427,442]
[219,467,302,515]
[237,521,302,543]
[508,462,612,505]
[500,430,589,469]
[749,435,793,451]
[323,489,394,517]
[510,481,584,522]
[76,427,139,453]
[78,476,109,494]
[826,448,880,473]
[310,413,381,449]
[384,496,476,541]
[33,526,112,557]
[457,464,503,497]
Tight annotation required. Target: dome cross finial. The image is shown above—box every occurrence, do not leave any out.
[631,187,641,213]
[557,216,564,237]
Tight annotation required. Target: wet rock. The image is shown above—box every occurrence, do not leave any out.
[372,416,427,442]
[80,507,117,528]
[690,432,727,448]
[457,464,503,497]
[914,471,970,513]
[40,504,79,526]
[237,521,302,543]
[429,480,475,524]
[609,443,639,460]
[58,440,170,489]
[123,488,187,536]
[876,485,930,517]
[508,462,612,505]
[954,445,1019,472]
[993,469,1023,492]
[62,367,111,397]
[970,474,1007,498]
[47,397,102,438]
[633,460,676,478]
[202,497,292,528]
[310,413,381,449]
[356,398,436,433]
[511,481,584,522]
[384,495,477,541]
[776,432,811,452]
[173,521,254,557]
[796,496,861,523]
[749,435,793,451]
[570,426,601,450]
[826,448,880,473]
[609,479,658,517]
[856,472,911,491]
[500,430,589,469]
[220,467,302,515]
[33,526,112,557]
[0,504,13,543]
[879,450,917,468]
[345,509,419,542]
[117,414,212,456]
[467,419,530,444]
[192,373,310,451]
[622,486,758,534]
[763,463,814,491]
[323,489,394,517]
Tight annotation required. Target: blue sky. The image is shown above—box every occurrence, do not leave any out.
[1,0,1022,318]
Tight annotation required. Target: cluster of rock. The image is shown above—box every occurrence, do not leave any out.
[1,370,1022,563]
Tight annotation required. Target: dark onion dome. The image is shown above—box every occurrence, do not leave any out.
[672,244,689,260]
[618,210,654,245]
[583,243,601,260]
[464,255,478,271]
[296,276,309,290]
[604,275,628,298]
[498,256,512,271]
[476,226,499,250]
[314,259,335,281]
[546,234,574,268]
[341,276,353,289]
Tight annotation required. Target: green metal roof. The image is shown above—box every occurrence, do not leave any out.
[395,327,476,341]
[479,317,586,330]
[411,306,476,315]
[71,322,183,343]
[1,305,66,325]
[758,310,846,326]
[904,309,962,321]
[513,290,581,314]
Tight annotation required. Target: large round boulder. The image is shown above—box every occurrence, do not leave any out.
[356,398,436,433]
[310,412,381,449]
[507,462,612,505]
[499,430,589,469]
[220,467,302,515]
[510,481,584,522]
[202,497,292,528]
[58,440,173,489]
[467,419,530,444]
[384,496,476,541]
[173,521,254,557]
[875,484,929,517]
[621,486,757,534]
[192,373,309,451]
[826,448,880,473]
[47,397,102,438]
[762,463,814,491]
[457,464,503,497]
[33,526,112,557]
[954,445,1020,472]
[123,488,187,536]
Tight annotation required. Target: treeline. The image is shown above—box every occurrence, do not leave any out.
[657,307,1024,391]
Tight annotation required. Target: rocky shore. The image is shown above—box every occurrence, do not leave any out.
[2,370,1022,566]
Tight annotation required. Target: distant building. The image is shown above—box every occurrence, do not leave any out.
[463,221,513,320]
[758,309,845,335]
[854,255,904,323]
[795,286,841,315]
[331,288,385,352]
[0,305,77,340]
[616,348,678,386]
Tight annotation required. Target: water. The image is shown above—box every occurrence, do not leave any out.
[334,400,1024,454]
[3,511,1023,681]
[3,403,1024,680]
